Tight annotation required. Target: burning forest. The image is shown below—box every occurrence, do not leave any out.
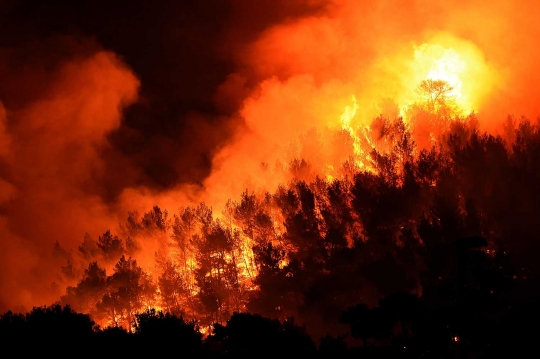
[1,0,540,356]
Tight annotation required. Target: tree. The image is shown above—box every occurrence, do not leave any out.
[141,206,169,232]
[157,260,187,314]
[172,206,197,278]
[408,79,462,148]
[78,233,99,260]
[24,305,94,337]
[341,304,392,346]
[96,292,123,328]
[378,292,424,344]
[97,256,155,331]
[97,230,124,263]
[62,262,107,314]
[417,79,454,111]
[211,312,315,356]
[134,309,203,352]
[193,220,244,325]
[234,190,258,239]
[248,242,290,318]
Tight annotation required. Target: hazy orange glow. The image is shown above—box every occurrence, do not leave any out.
[398,34,497,118]
[0,52,139,310]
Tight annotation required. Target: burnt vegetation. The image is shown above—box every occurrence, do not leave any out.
[3,108,540,357]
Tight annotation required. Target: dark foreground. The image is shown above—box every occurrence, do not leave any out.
[1,302,537,358]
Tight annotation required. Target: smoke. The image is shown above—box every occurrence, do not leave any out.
[201,0,540,204]
[0,47,139,310]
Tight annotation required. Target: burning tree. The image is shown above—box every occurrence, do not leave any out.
[417,79,454,111]
[96,256,155,331]
[52,112,540,347]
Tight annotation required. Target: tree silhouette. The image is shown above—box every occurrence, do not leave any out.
[408,79,463,148]
[78,233,99,260]
[417,79,454,110]
[134,309,204,353]
[1,304,94,339]
[211,312,315,356]
[62,261,107,314]
[96,256,155,331]
[341,304,392,346]
[157,260,187,314]
[97,230,124,263]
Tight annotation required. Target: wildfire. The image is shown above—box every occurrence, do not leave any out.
[334,40,483,176]
[339,95,361,157]
[398,35,495,119]
[51,34,497,332]
[338,95,377,172]
[415,44,467,107]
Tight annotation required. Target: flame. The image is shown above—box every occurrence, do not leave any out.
[338,95,377,171]
[339,95,361,156]
[415,44,467,106]
[334,37,494,175]
[397,35,496,119]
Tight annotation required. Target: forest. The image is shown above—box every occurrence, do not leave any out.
[3,82,540,357]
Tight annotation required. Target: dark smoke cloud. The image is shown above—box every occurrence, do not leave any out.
[0,0,324,311]
[0,0,325,193]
